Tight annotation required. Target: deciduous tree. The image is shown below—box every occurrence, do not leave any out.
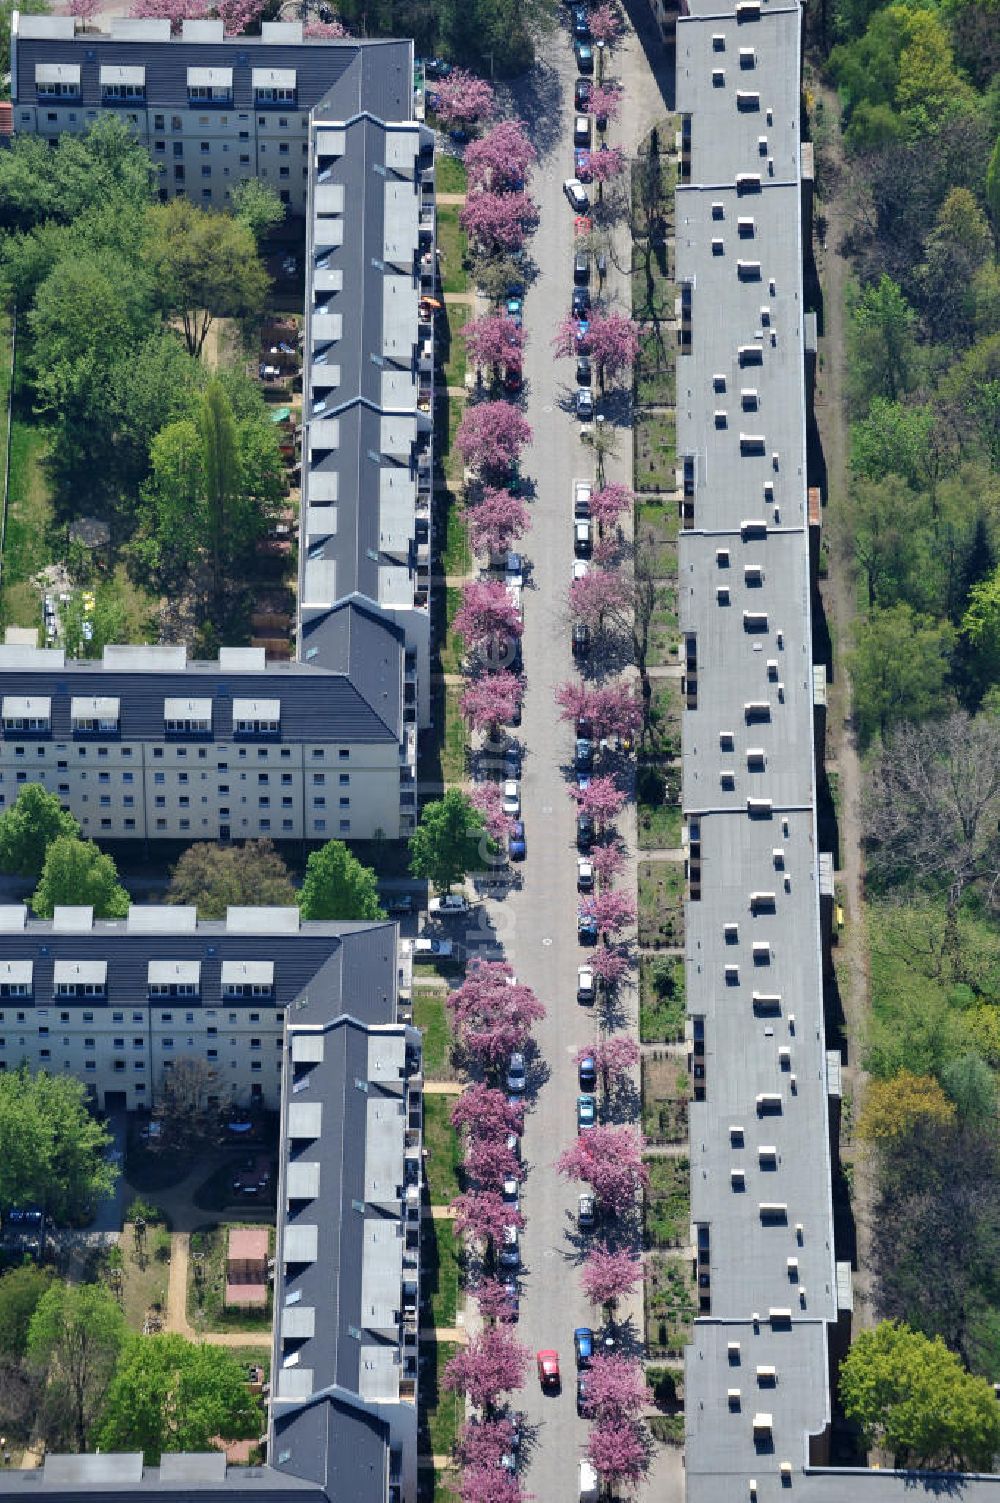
[587,1417,648,1485]
[0,1068,116,1227]
[0,785,80,879]
[590,943,630,989]
[410,789,491,893]
[590,483,633,526]
[167,839,296,918]
[443,1327,530,1410]
[454,579,524,651]
[569,568,631,627]
[462,672,524,735]
[581,1352,651,1419]
[590,839,627,884]
[432,70,496,131]
[470,782,516,844]
[579,890,636,934]
[299,840,383,921]
[457,1415,519,1468]
[447,962,544,1069]
[464,120,536,191]
[557,1126,648,1214]
[143,198,268,358]
[466,1136,523,1192]
[588,83,623,124]
[154,1057,221,1154]
[857,1071,956,1141]
[848,274,919,410]
[463,487,530,558]
[460,191,538,251]
[32,836,130,919]
[452,1190,524,1244]
[570,776,627,828]
[462,314,525,372]
[27,1284,126,1452]
[456,402,533,473]
[588,2,623,47]
[581,145,627,186]
[451,1082,524,1140]
[580,1249,643,1311]
[229,177,285,240]
[0,1265,54,1360]
[304,15,349,34]
[848,604,953,746]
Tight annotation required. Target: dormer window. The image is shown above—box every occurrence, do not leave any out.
[221,960,275,998]
[72,697,120,735]
[35,63,80,101]
[54,961,107,999]
[2,696,50,734]
[253,68,296,106]
[164,698,212,735]
[233,699,280,736]
[186,67,233,105]
[148,961,201,999]
[101,66,146,104]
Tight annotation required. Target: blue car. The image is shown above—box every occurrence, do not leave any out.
[572,4,591,38]
[575,40,594,73]
[574,147,592,182]
[577,1095,597,1132]
[506,295,524,328]
[574,1326,594,1366]
[578,911,599,944]
[509,821,526,861]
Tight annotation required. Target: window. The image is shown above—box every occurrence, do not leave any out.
[174,166,185,181]
[155,114,165,128]
[85,1038,95,1050]
[339,797,350,808]
[113,1038,124,1049]
[38,81,80,100]
[200,140,210,153]
[123,771,134,784]
[313,772,325,786]
[102,83,145,104]
[339,820,351,834]
[279,167,290,179]
[201,165,211,178]
[258,796,270,809]
[281,773,292,785]
[154,139,165,153]
[207,1048,218,1059]
[313,796,326,809]
[173,141,184,157]
[315,818,326,832]
[339,748,350,761]
[250,1038,261,1050]
[279,142,289,155]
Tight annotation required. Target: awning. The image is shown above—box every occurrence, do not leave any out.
[35,63,80,85]
[221,960,274,987]
[100,65,145,86]
[148,960,201,987]
[54,960,107,987]
[187,66,233,88]
[2,695,49,719]
[233,698,280,722]
[163,697,212,721]
[0,960,32,985]
[252,67,296,89]
[71,696,120,721]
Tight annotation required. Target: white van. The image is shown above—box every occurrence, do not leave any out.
[579,1461,598,1503]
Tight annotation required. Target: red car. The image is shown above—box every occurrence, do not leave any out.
[536,1350,561,1390]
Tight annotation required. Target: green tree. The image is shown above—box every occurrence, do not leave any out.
[857,1071,956,1141]
[0,785,80,879]
[154,1057,221,1153]
[0,116,154,234]
[850,399,936,488]
[839,1320,1000,1469]
[229,177,285,241]
[919,188,994,344]
[895,7,974,136]
[987,133,1000,228]
[167,840,296,919]
[108,332,205,495]
[199,378,241,605]
[27,1284,126,1452]
[143,198,269,358]
[0,1265,54,1360]
[97,1333,260,1463]
[31,836,130,920]
[848,604,953,745]
[137,419,205,580]
[299,840,383,921]
[940,1051,996,1123]
[409,789,489,894]
[848,274,919,410]
[0,1067,117,1224]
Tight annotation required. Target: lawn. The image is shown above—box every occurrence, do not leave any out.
[413,989,455,1079]
[419,1341,462,1457]
[637,762,681,850]
[638,860,686,949]
[634,408,677,494]
[644,677,680,761]
[442,329,468,392]
[645,1156,690,1248]
[642,1054,690,1145]
[442,683,467,786]
[632,247,674,323]
[436,205,469,296]
[648,582,679,667]
[640,955,686,1043]
[645,1253,696,1357]
[436,155,468,195]
[0,397,53,634]
[440,585,464,675]
[423,1094,462,1204]
[440,489,470,578]
[636,496,679,539]
[635,323,676,406]
[187,1222,274,1334]
[421,1216,460,1328]
[117,1214,171,1333]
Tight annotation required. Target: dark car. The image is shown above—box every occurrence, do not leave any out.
[572,622,591,658]
[576,813,595,850]
[575,147,592,182]
[575,40,595,73]
[578,911,599,944]
[572,287,591,318]
[576,1375,590,1416]
[504,745,522,778]
[575,737,594,771]
[382,892,415,916]
[574,78,592,110]
[571,3,591,36]
[504,366,523,393]
[574,250,591,286]
[575,388,594,422]
[502,1276,520,1320]
[509,820,527,861]
[423,57,453,79]
[578,1054,597,1091]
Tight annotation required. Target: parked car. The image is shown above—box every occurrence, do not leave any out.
[575,388,594,422]
[508,820,527,861]
[506,294,523,327]
[578,1193,596,1231]
[503,366,523,394]
[502,1175,520,1206]
[578,1054,597,1090]
[574,249,591,285]
[577,813,595,850]
[572,559,591,583]
[506,1130,521,1162]
[575,737,594,771]
[505,551,524,586]
[382,892,414,916]
[499,1225,520,1269]
[503,779,521,817]
[574,1327,594,1366]
[574,518,593,556]
[414,937,454,957]
[429,893,471,916]
[507,1051,527,1094]
[574,214,593,239]
[572,623,591,659]
[504,744,522,778]
[578,912,599,944]
[576,355,593,387]
[577,856,595,891]
[575,40,594,72]
[574,78,593,110]
[573,113,592,146]
[502,1276,520,1320]
[575,147,592,182]
[536,1350,561,1390]
[572,286,591,317]
[574,479,593,517]
[563,177,590,212]
[577,1094,597,1131]
[577,964,596,1004]
[576,1375,591,1416]
[571,3,591,37]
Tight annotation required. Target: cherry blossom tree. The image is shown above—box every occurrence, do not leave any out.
[474,1278,519,1325]
[452,1082,524,1140]
[590,943,631,990]
[466,1136,523,1192]
[589,2,624,48]
[456,402,532,473]
[588,311,641,388]
[590,839,627,884]
[588,1420,648,1488]
[591,684,644,741]
[460,1465,524,1503]
[470,782,516,846]
[463,488,530,558]
[304,16,349,35]
[581,145,627,185]
[585,1034,641,1097]
[213,0,264,33]
[590,483,633,527]
[465,120,537,192]
[68,0,103,23]
[462,672,524,735]
[552,316,592,360]
[555,680,592,728]
[454,579,524,650]
[453,1189,524,1244]
[443,1326,530,1410]
[461,191,538,252]
[432,70,496,131]
[570,776,627,828]
[129,0,207,28]
[447,961,545,1070]
[462,314,525,372]
[580,890,636,934]
[457,1416,519,1469]
[580,1249,644,1311]
[557,1125,648,1214]
[583,1355,651,1422]
[569,569,631,628]
[589,83,623,125]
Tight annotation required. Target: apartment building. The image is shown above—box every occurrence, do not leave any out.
[0,908,423,1503]
[0,620,416,843]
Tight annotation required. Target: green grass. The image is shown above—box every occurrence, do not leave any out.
[442,684,467,786]
[440,585,464,675]
[442,330,468,391]
[440,490,470,578]
[645,1253,697,1357]
[637,760,682,850]
[635,323,676,406]
[648,582,679,666]
[638,859,686,950]
[649,1414,685,1444]
[423,1095,462,1204]
[118,1217,172,1332]
[640,955,686,1043]
[422,1217,460,1327]
[1,415,53,634]
[187,1222,274,1334]
[413,989,454,1078]
[436,156,468,195]
[645,677,680,761]
[635,408,677,494]
[436,205,469,296]
[644,1156,690,1248]
[420,1341,462,1457]
[632,250,674,322]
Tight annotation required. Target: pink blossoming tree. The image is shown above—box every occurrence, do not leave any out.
[68,0,103,22]
[570,775,628,828]
[443,1326,530,1410]
[454,579,524,651]
[591,684,643,741]
[579,1034,641,1097]
[555,679,592,729]
[590,483,634,527]
[470,782,516,845]
[589,942,631,990]
[457,1417,519,1470]
[129,0,207,29]
[304,17,349,36]
[581,146,627,186]
[460,1466,524,1503]
[590,839,627,884]
[460,191,538,252]
[569,568,630,627]
[588,1420,649,1488]
[588,2,624,48]
[456,402,532,473]
[462,314,525,372]
[462,671,524,736]
[580,1250,644,1311]
[552,316,592,360]
[213,0,265,33]
[588,310,642,388]
[452,1082,524,1140]
[589,82,623,125]
[463,488,530,558]
[447,961,545,1070]
[466,1136,523,1192]
[474,1278,520,1325]
[579,889,637,934]
[452,1189,524,1244]
[465,120,537,192]
[433,70,496,131]
[557,1125,648,1214]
